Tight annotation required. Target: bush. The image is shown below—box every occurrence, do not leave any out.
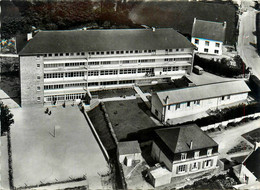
[194,55,249,78]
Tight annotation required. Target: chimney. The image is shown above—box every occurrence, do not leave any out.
[223,21,227,29]
[152,27,156,32]
[254,142,260,151]
[193,17,197,25]
[165,96,169,104]
[190,140,193,149]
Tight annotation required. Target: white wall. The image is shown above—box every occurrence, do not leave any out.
[239,165,258,184]
[191,37,222,55]
[163,93,248,120]
[151,94,164,121]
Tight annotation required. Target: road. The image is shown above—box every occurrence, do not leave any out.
[208,118,260,160]
[237,0,260,78]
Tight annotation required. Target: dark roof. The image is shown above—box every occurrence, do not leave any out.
[192,19,226,42]
[243,147,260,179]
[156,80,250,106]
[154,124,218,160]
[118,141,141,155]
[19,28,194,55]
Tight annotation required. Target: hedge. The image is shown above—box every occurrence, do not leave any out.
[194,55,249,78]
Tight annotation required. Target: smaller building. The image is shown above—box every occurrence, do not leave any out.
[151,80,250,122]
[150,124,219,185]
[191,18,226,55]
[234,143,260,189]
[118,141,142,167]
[148,164,172,187]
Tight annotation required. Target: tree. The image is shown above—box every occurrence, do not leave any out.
[1,102,14,136]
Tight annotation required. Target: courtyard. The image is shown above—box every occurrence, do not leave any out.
[8,106,110,189]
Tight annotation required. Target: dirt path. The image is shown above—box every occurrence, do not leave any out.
[208,118,260,160]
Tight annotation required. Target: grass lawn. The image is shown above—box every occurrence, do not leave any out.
[104,98,158,141]
[242,127,260,145]
[90,88,136,99]
[129,1,237,45]
[10,106,109,189]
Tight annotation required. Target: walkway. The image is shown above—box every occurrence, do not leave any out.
[134,86,151,109]
[208,118,260,160]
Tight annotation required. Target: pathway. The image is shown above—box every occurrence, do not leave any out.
[134,86,151,109]
[208,118,260,160]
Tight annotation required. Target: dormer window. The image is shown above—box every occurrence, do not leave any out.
[207,148,212,156]
[181,153,187,161]
[194,151,200,158]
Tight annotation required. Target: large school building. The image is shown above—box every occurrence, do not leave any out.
[19,28,195,106]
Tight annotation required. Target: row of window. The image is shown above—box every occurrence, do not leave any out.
[180,149,212,161]
[43,80,136,90]
[164,58,191,62]
[44,72,84,79]
[194,39,220,48]
[43,52,86,58]
[44,93,85,102]
[170,95,231,110]
[163,66,180,72]
[204,48,219,54]
[177,159,212,173]
[89,49,156,55]
[165,48,185,52]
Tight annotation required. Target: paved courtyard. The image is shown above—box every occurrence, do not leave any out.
[9,106,109,189]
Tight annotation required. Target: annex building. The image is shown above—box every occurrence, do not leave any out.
[149,124,219,187]
[191,18,226,55]
[19,28,195,106]
[151,80,250,123]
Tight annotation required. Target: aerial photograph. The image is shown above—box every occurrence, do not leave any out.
[0,0,260,189]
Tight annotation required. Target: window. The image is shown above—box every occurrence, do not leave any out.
[55,53,58,56]
[191,162,198,170]
[66,53,69,56]
[181,153,187,160]
[214,50,219,54]
[187,101,190,107]
[119,80,135,84]
[163,67,171,72]
[37,76,41,80]
[205,41,209,46]
[100,52,104,55]
[215,42,220,47]
[44,73,64,79]
[100,81,117,86]
[80,52,85,56]
[178,165,187,173]
[60,53,63,56]
[204,48,209,53]
[194,100,200,105]
[195,39,199,44]
[204,160,212,168]
[207,148,212,156]
[168,105,171,110]
[221,96,225,100]
[48,53,52,57]
[176,48,179,52]
[135,50,138,53]
[116,51,120,54]
[37,86,41,91]
[100,70,118,75]
[37,64,40,67]
[43,54,47,57]
[119,69,136,74]
[194,151,200,158]
[106,51,110,55]
[120,51,124,54]
[111,51,114,54]
[88,82,99,87]
[227,95,230,99]
[65,72,84,77]
[37,97,41,101]
[36,55,40,59]
[88,71,99,76]
[175,103,181,110]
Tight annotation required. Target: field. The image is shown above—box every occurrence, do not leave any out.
[10,106,109,189]
[129,1,237,45]
[104,99,159,141]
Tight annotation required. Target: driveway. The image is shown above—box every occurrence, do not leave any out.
[208,118,260,160]
[237,0,260,78]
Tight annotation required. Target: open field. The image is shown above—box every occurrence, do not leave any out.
[129,1,237,45]
[91,88,136,99]
[10,106,109,189]
[104,98,158,141]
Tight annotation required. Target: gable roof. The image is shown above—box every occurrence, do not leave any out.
[154,124,218,161]
[19,28,194,55]
[243,147,260,179]
[192,18,226,42]
[156,80,250,106]
[118,141,141,155]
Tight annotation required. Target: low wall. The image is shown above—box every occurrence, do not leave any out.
[201,112,260,131]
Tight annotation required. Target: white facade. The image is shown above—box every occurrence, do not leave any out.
[191,37,223,55]
[151,142,218,178]
[20,48,194,106]
[152,92,248,122]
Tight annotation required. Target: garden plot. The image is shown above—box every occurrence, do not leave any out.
[10,106,109,189]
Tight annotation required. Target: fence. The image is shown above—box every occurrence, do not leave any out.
[201,112,260,131]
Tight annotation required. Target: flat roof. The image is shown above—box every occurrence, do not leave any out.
[19,28,194,55]
[192,19,226,42]
[156,80,251,106]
